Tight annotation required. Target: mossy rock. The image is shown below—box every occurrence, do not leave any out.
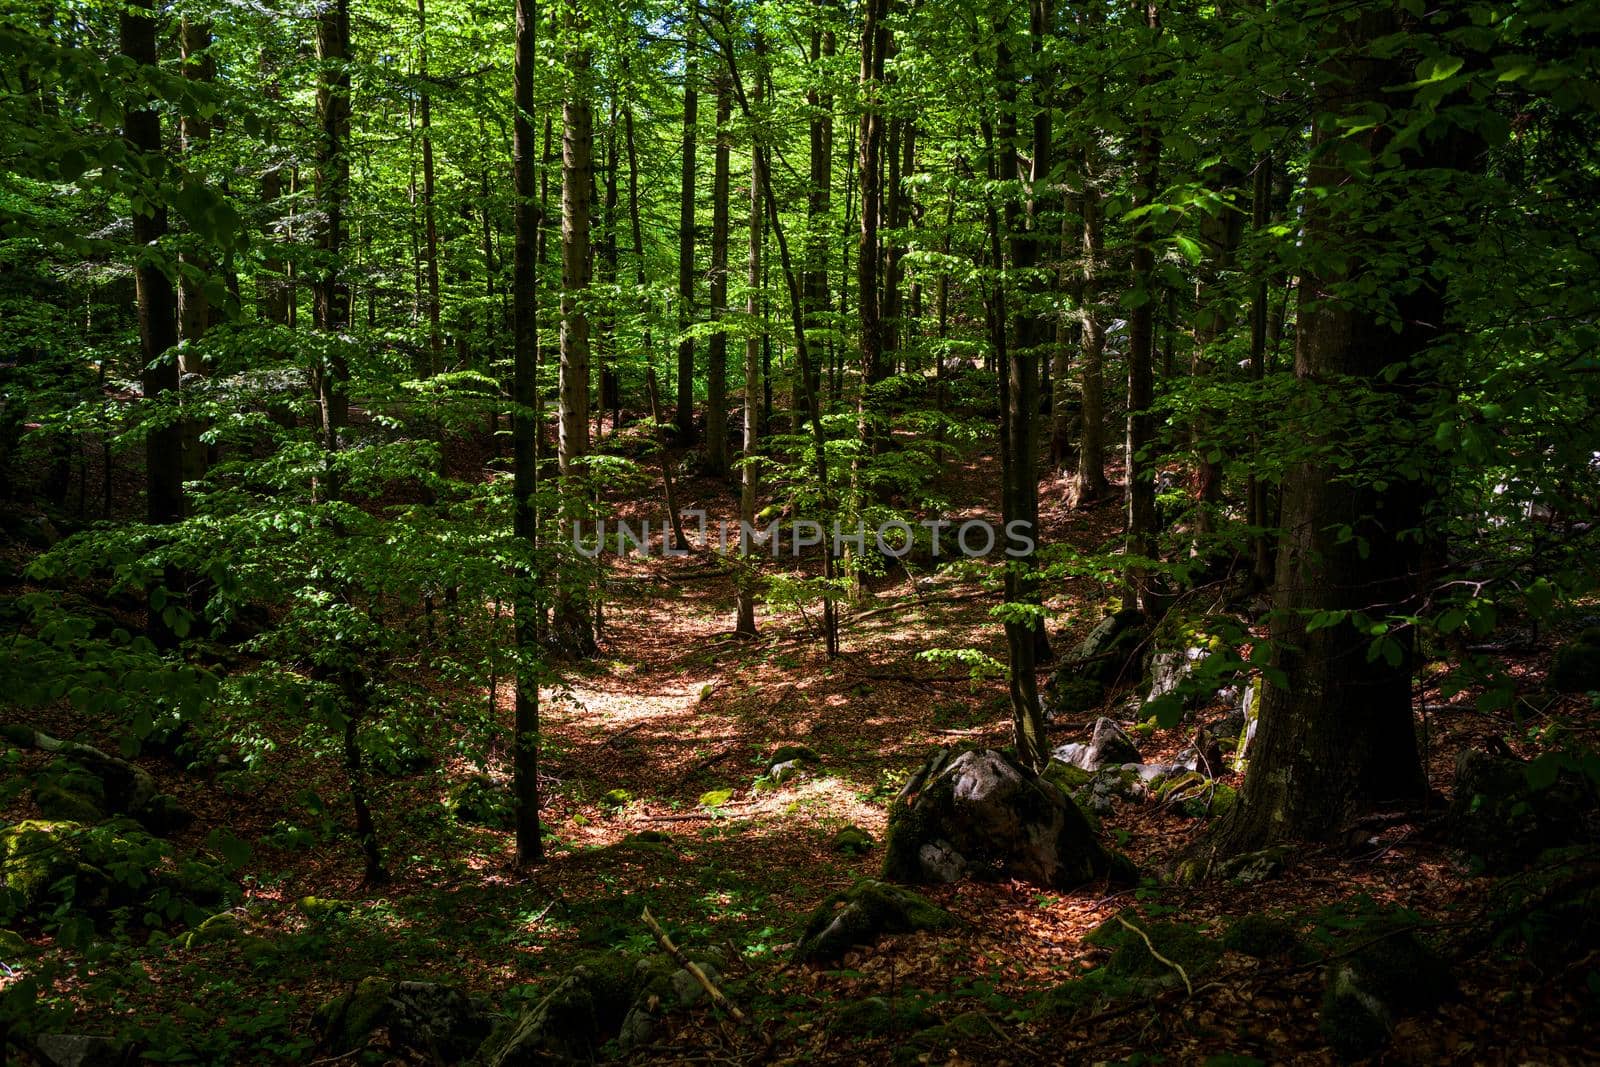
[0,928,32,958]
[296,895,352,920]
[769,744,822,767]
[601,788,633,810]
[1320,931,1453,1060]
[1178,781,1238,820]
[832,995,934,1036]
[0,820,111,916]
[1041,762,1094,793]
[794,879,952,964]
[1037,967,1137,1019]
[165,858,237,908]
[831,826,875,855]
[1088,912,1222,988]
[1215,844,1293,885]
[32,784,106,824]
[1222,913,1302,959]
[479,956,639,1065]
[619,831,674,854]
[184,910,245,948]
[897,1010,993,1061]
[1448,750,1591,872]
[1549,629,1600,692]
[318,976,490,1061]
[446,774,513,828]
[1045,677,1105,718]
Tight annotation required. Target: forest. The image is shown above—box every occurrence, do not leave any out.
[2,0,1599,1061]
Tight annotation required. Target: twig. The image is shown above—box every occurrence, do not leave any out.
[641,908,749,1024]
[1115,915,1192,996]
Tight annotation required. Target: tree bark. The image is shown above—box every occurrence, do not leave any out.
[736,137,763,638]
[1124,0,1160,607]
[416,0,443,379]
[674,13,699,440]
[510,0,545,866]
[123,0,182,647]
[705,66,732,476]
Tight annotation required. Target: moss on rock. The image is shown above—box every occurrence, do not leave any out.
[793,879,952,964]
[1222,913,1301,959]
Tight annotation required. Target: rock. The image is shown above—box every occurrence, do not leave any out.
[1228,677,1261,773]
[793,879,952,964]
[1051,717,1140,771]
[619,830,673,853]
[0,820,111,915]
[881,749,1124,889]
[33,783,107,824]
[296,896,352,919]
[7,731,158,823]
[29,1034,137,1067]
[1448,750,1592,872]
[1142,645,1210,710]
[1222,913,1302,959]
[1042,676,1104,720]
[831,826,875,855]
[1060,611,1148,686]
[183,911,245,948]
[617,948,729,1052]
[1087,912,1223,990]
[831,995,934,1036]
[768,744,821,767]
[1549,627,1600,692]
[0,928,32,958]
[1215,844,1293,885]
[136,793,194,835]
[317,977,490,1062]
[601,788,633,809]
[1320,932,1454,1060]
[447,774,513,828]
[768,759,805,785]
[477,956,638,1065]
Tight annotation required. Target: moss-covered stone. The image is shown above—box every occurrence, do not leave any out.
[601,788,633,810]
[32,785,106,824]
[478,956,639,1065]
[1222,913,1301,959]
[619,831,673,854]
[1087,912,1223,988]
[1549,628,1600,692]
[318,976,490,1061]
[1041,762,1094,793]
[1215,844,1293,885]
[769,744,822,767]
[184,911,245,948]
[0,820,110,916]
[793,879,952,964]
[1037,967,1136,1019]
[832,995,934,1036]
[0,928,32,958]
[1449,750,1591,872]
[446,774,513,828]
[1319,932,1453,1060]
[831,826,874,855]
[296,895,352,919]
[1045,677,1105,718]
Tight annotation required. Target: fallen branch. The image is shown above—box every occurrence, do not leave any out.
[1115,915,1192,996]
[640,907,748,1024]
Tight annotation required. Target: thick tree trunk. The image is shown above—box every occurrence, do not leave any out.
[1213,7,1472,855]
[123,0,182,647]
[510,0,544,866]
[674,15,699,440]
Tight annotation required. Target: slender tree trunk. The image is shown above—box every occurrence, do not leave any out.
[177,17,213,485]
[556,8,596,656]
[313,0,351,461]
[510,0,544,866]
[803,3,834,416]
[705,69,732,476]
[855,0,887,463]
[736,145,763,638]
[674,15,699,440]
[1124,0,1160,605]
[416,0,443,378]
[1074,145,1109,502]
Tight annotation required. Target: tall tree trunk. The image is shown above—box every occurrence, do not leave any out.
[1124,0,1160,606]
[555,8,596,656]
[1073,144,1109,502]
[1212,7,1471,854]
[736,140,763,638]
[177,17,213,485]
[674,14,699,440]
[123,0,182,647]
[1189,161,1243,546]
[313,0,352,464]
[705,68,732,476]
[416,0,443,378]
[855,0,887,460]
[802,2,833,417]
[510,0,544,866]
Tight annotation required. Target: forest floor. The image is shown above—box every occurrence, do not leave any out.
[4,429,1599,1065]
